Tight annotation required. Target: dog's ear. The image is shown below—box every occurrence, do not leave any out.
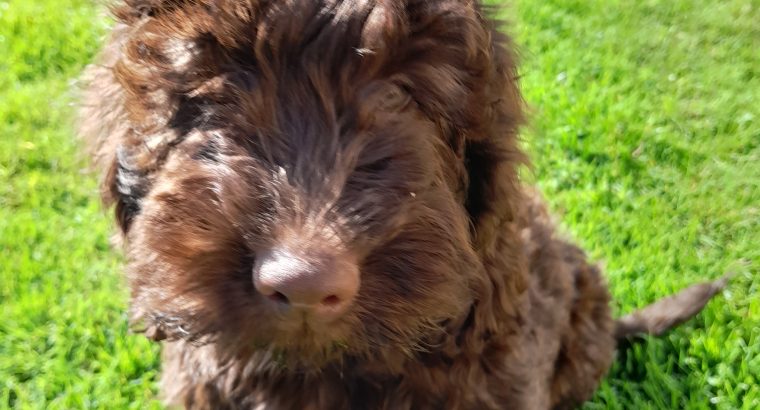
[450,22,531,355]
[461,28,526,242]
[398,4,525,236]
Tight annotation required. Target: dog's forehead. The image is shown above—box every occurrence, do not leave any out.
[113,0,477,215]
[256,0,396,61]
[160,2,411,152]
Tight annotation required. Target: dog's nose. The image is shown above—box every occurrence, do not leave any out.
[253,248,359,319]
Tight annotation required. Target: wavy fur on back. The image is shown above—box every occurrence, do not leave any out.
[79,1,620,408]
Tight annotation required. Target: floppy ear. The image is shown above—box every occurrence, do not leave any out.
[461,26,526,248]
[444,19,532,356]
[396,3,525,238]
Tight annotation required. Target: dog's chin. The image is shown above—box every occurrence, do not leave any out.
[246,314,452,373]
[208,309,364,372]
[244,326,359,372]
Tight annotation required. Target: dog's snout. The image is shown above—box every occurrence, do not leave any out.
[253,248,359,319]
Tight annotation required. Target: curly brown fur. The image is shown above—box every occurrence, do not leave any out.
[79,1,724,409]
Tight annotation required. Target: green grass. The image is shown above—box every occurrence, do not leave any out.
[1,0,757,408]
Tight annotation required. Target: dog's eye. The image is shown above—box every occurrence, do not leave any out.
[376,84,411,112]
[360,81,412,113]
[355,157,391,175]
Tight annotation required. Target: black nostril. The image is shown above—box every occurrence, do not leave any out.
[321,295,340,306]
[268,291,289,304]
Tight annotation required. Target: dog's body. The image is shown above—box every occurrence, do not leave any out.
[79,1,724,408]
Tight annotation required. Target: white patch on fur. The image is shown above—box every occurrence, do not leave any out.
[164,37,196,71]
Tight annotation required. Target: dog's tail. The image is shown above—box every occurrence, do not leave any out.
[614,272,733,340]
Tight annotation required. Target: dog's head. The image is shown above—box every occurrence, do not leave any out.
[96,0,523,369]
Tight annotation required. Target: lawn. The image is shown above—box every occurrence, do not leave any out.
[0,0,757,408]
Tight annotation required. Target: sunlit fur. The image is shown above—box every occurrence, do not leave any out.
[80,1,615,408]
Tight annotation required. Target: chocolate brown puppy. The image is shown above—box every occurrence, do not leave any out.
[79,1,726,408]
